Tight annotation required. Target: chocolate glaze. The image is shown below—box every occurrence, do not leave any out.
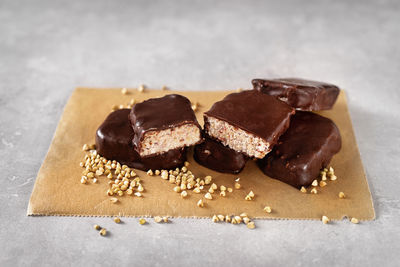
[204,90,294,148]
[194,134,248,174]
[257,111,342,188]
[129,94,202,156]
[252,78,340,111]
[96,109,186,171]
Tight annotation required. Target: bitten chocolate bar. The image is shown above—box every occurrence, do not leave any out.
[257,111,342,188]
[252,78,340,111]
[194,134,248,174]
[204,90,294,159]
[129,94,202,157]
[96,109,186,171]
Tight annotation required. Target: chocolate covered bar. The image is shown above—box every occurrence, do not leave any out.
[194,134,248,174]
[96,109,186,171]
[257,111,342,188]
[130,94,202,157]
[204,90,294,159]
[252,78,340,111]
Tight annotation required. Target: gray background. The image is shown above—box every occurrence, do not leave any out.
[1,0,399,266]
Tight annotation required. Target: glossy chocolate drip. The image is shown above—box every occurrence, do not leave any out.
[258,111,342,188]
[95,109,186,171]
[252,78,340,111]
[194,134,248,174]
[204,90,294,144]
[129,94,202,156]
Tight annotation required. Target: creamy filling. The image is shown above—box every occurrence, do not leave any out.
[205,116,270,158]
[140,124,201,156]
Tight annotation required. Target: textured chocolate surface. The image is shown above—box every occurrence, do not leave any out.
[252,78,340,111]
[96,109,186,171]
[129,94,201,156]
[194,134,248,174]
[204,90,294,146]
[258,111,342,188]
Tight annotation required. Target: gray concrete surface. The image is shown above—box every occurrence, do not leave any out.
[1,0,399,266]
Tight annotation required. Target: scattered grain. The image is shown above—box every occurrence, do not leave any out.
[173,186,181,193]
[263,206,272,213]
[197,199,204,208]
[217,215,224,221]
[247,221,255,229]
[243,217,251,224]
[161,170,169,179]
[138,84,145,92]
[212,215,219,223]
[234,216,242,223]
[310,188,318,194]
[351,218,359,224]
[181,190,188,198]
[99,228,107,236]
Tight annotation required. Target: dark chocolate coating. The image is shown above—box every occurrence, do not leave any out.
[129,94,202,156]
[204,90,294,147]
[96,109,137,164]
[130,147,187,171]
[95,109,186,171]
[194,135,248,174]
[257,111,342,188]
[252,78,340,111]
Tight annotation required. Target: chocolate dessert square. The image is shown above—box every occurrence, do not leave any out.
[129,94,202,157]
[96,109,187,171]
[257,111,342,188]
[204,90,294,159]
[252,78,340,111]
[194,134,248,174]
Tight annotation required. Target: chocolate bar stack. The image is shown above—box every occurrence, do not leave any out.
[96,94,202,171]
[251,78,341,187]
[96,78,342,188]
[194,90,294,173]
[195,78,341,187]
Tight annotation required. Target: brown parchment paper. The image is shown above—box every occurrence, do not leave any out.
[27,88,375,221]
